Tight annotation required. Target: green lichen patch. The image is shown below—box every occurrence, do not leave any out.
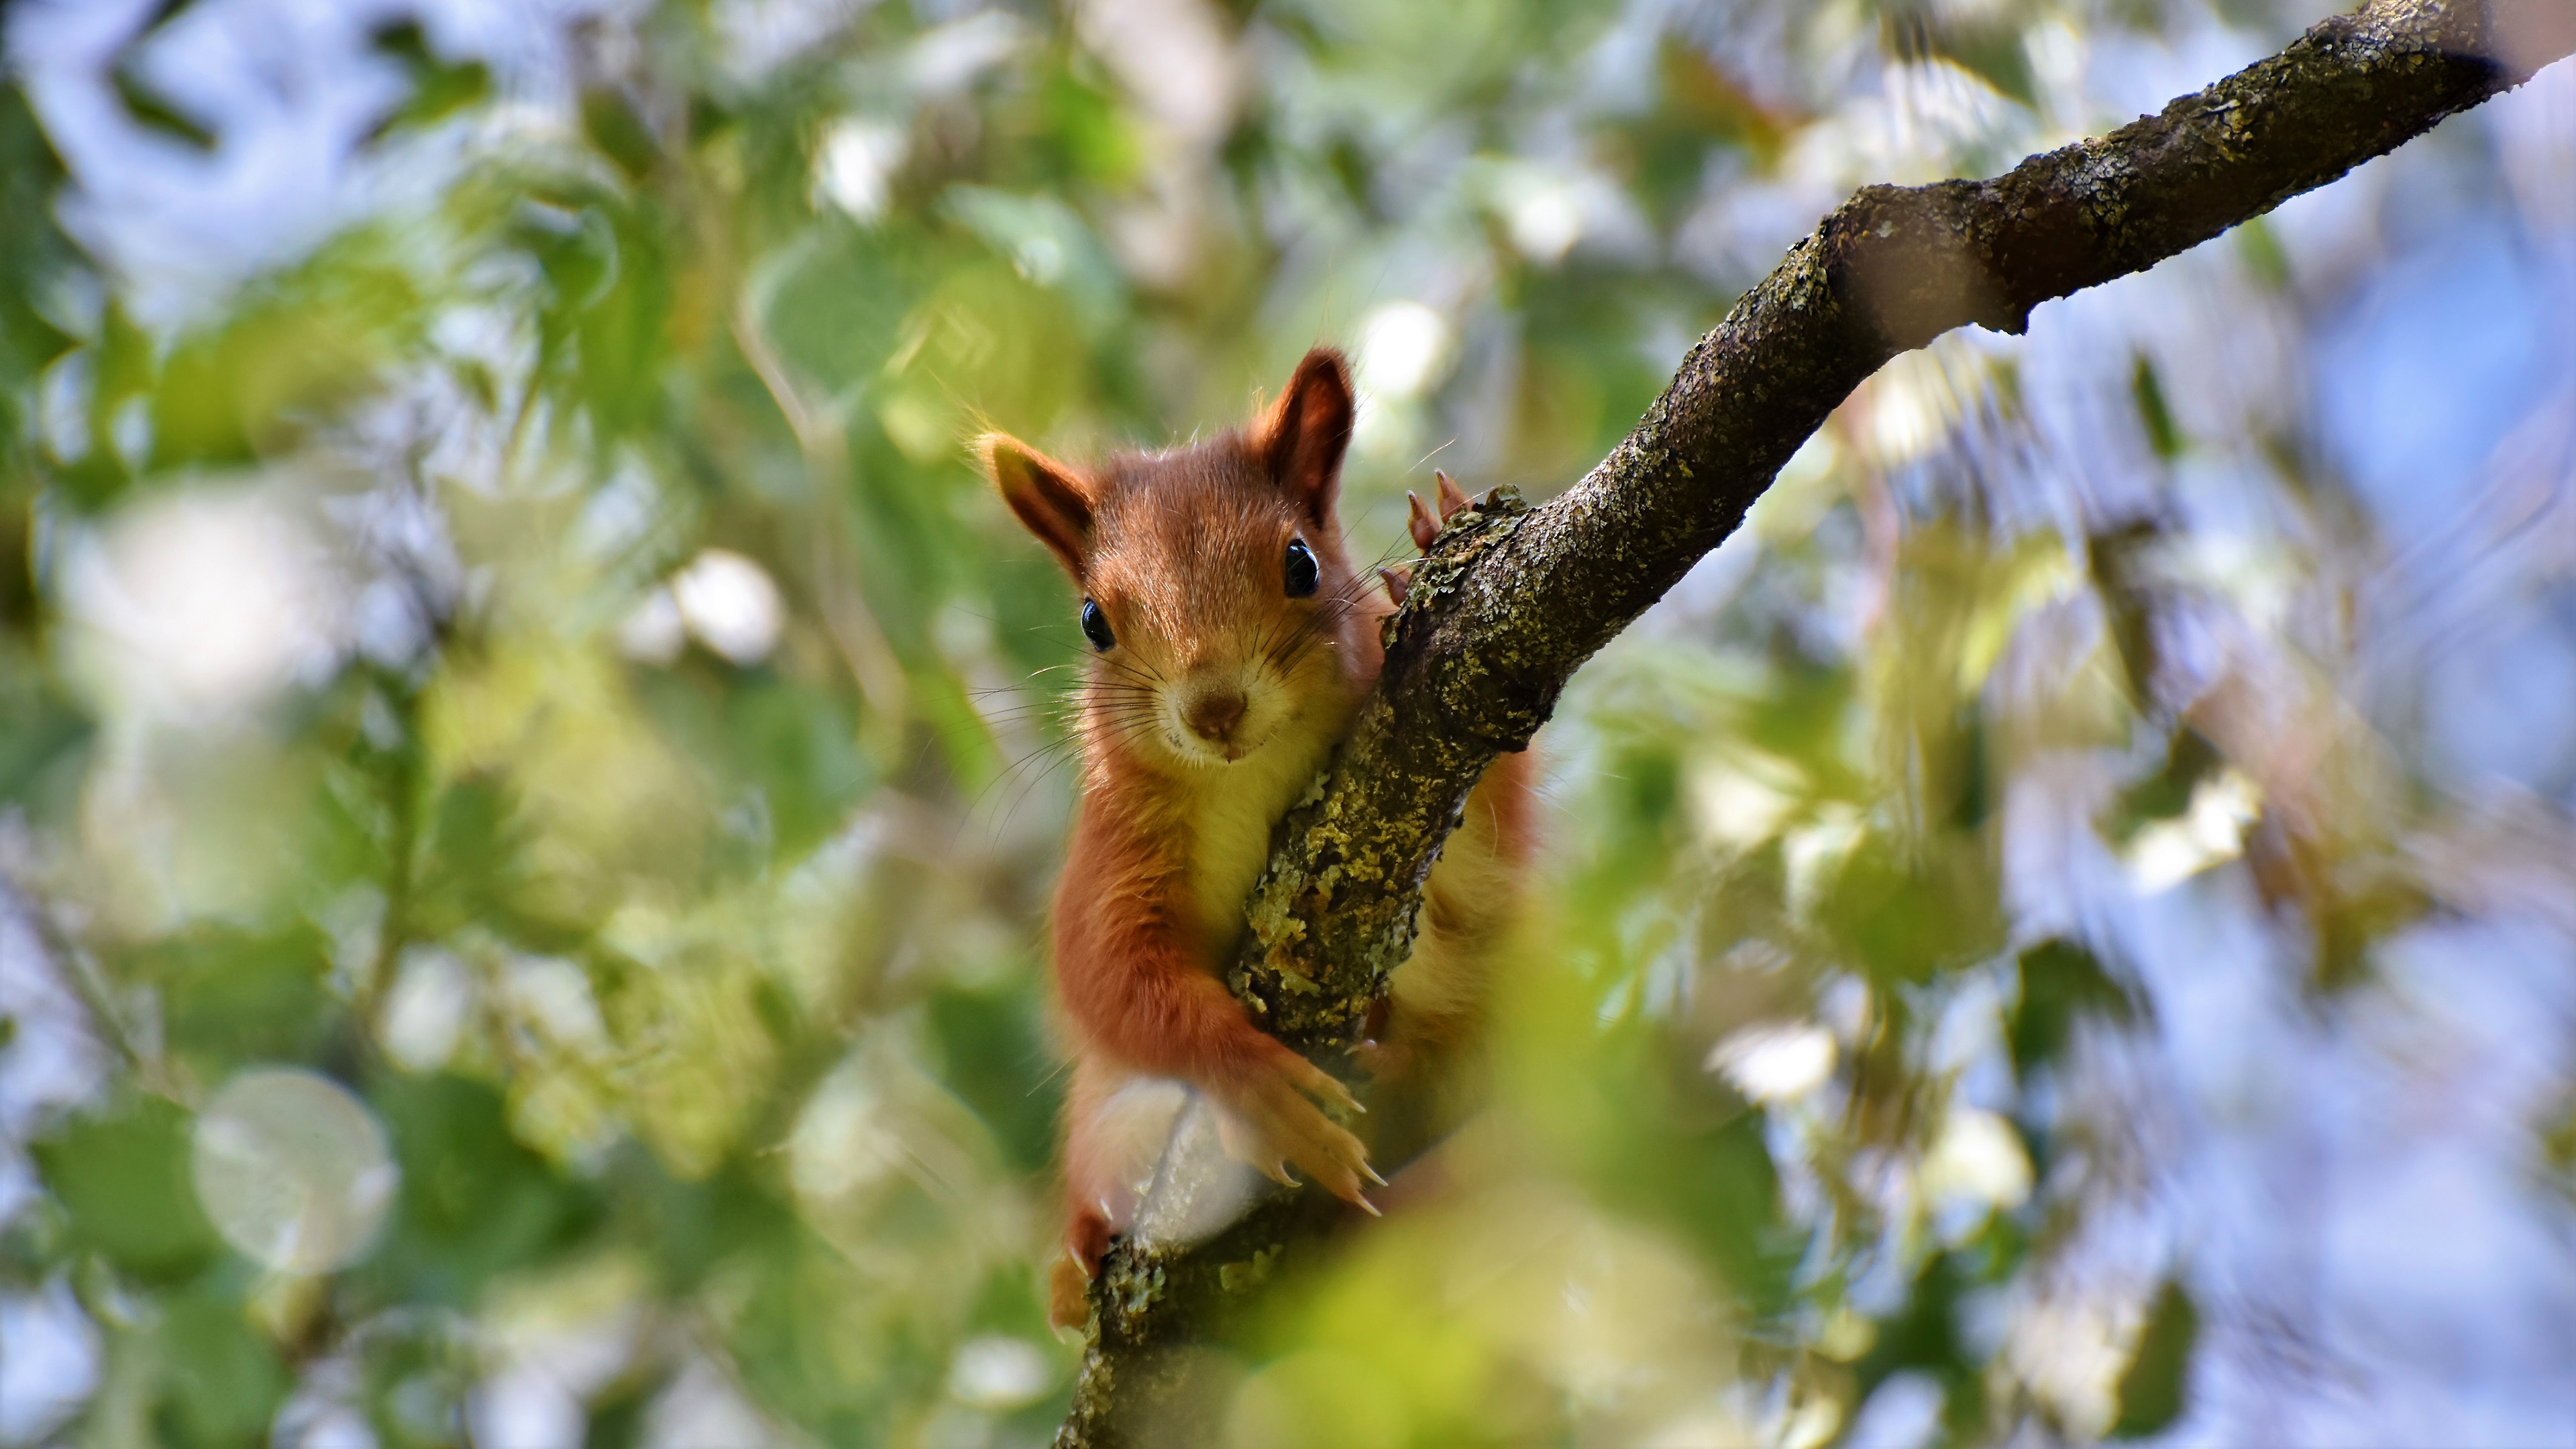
[1218,1245,1280,1295]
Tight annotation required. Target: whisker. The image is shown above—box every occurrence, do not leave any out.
[1263,574,1378,674]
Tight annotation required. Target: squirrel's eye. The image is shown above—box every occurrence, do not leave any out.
[1079,598,1116,652]
[1283,538,1320,598]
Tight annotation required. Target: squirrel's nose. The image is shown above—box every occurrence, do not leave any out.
[1183,688,1248,743]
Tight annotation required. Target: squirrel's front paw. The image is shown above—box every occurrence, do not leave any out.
[1404,470,1475,552]
[1214,1051,1384,1210]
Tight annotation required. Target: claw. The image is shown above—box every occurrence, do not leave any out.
[1307,1071,1363,1117]
[1355,1195,1383,1218]
[1378,563,1412,606]
[1352,1037,1396,1084]
[1434,469,1470,521]
[1360,1162,1389,1188]
[1407,490,1441,551]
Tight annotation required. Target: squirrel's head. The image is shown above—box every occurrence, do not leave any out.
[981,347,1380,772]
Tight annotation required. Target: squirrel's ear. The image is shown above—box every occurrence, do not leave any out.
[981,434,1094,579]
[1255,347,1354,523]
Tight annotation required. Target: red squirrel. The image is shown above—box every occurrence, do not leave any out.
[980,347,1533,1330]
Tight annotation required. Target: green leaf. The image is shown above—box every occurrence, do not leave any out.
[1878,5,2036,107]
[112,64,215,151]
[583,1380,651,1449]
[1738,659,1862,800]
[582,88,661,182]
[2111,1279,2199,1436]
[32,1096,222,1281]
[941,187,1128,339]
[368,20,492,136]
[515,192,675,447]
[352,1312,478,1448]
[1577,1025,1800,1318]
[926,985,1059,1175]
[2007,938,2136,1079]
[1040,68,1143,186]
[759,223,913,403]
[366,1073,602,1305]
[121,926,335,1080]
[2130,354,2184,462]
[1851,1252,1990,1441]
[2107,727,2221,842]
[410,774,592,951]
[0,658,92,820]
[2237,215,2292,291]
[158,1292,288,1448]
[148,242,420,468]
[1819,834,2006,985]
[0,87,76,394]
[606,1146,792,1296]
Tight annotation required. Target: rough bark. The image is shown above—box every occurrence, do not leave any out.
[1057,0,2573,1441]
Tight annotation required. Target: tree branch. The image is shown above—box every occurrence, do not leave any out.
[1057,0,2572,1440]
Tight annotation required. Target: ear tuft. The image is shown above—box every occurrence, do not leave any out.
[1254,348,1355,523]
[980,434,1095,580]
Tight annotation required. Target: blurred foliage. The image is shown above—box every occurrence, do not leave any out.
[0,0,2565,1446]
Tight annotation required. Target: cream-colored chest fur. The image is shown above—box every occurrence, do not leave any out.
[1176,733,1510,997]
[1182,739,1321,963]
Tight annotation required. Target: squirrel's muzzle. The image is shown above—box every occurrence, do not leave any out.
[1181,686,1248,745]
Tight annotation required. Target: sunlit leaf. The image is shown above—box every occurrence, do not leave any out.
[1817,833,2006,985]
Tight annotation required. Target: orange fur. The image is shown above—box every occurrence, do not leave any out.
[985,350,1532,1330]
